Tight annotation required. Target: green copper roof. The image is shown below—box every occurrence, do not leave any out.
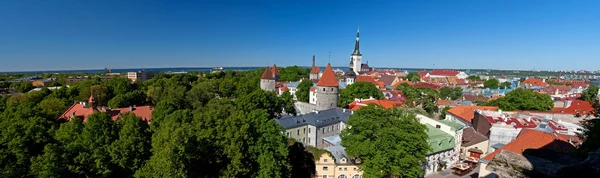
[425,124,455,154]
[437,119,464,131]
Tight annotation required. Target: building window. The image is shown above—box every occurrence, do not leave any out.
[297,130,300,135]
[331,88,333,91]
[338,175,347,178]
[353,168,357,171]
[323,166,328,170]
[308,137,310,143]
[309,128,311,133]
[339,168,342,171]
[436,125,441,128]
[324,159,328,162]
[344,168,347,171]
[304,128,306,133]
[352,175,361,178]
[323,176,328,178]
[323,88,325,91]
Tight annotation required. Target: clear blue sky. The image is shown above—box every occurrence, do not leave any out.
[1,0,599,72]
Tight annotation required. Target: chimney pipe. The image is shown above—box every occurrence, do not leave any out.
[312,55,315,67]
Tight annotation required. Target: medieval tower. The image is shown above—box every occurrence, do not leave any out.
[260,66,276,91]
[316,63,339,110]
[350,26,362,74]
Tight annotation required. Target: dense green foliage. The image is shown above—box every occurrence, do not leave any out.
[0,69,307,178]
[439,86,462,100]
[341,105,430,177]
[500,81,512,89]
[483,88,553,111]
[338,82,384,107]
[295,80,313,103]
[483,78,499,88]
[467,76,483,81]
[12,81,34,93]
[277,66,310,82]
[440,106,451,119]
[406,72,421,82]
[580,85,599,103]
[396,83,440,114]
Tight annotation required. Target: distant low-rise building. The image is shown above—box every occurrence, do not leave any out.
[276,108,351,148]
[315,135,363,178]
[127,70,155,82]
[417,115,464,176]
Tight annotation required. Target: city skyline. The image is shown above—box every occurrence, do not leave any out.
[1,0,600,72]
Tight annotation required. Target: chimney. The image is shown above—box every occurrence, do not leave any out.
[129,106,134,111]
[312,55,315,67]
[526,116,531,122]
[564,100,573,108]
[343,109,346,113]
[498,109,502,115]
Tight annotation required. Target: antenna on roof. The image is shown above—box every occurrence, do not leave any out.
[328,50,331,63]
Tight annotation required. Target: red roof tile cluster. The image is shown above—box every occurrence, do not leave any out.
[447,106,498,124]
[544,85,572,95]
[553,99,594,115]
[485,116,539,129]
[430,70,459,76]
[522,78,547,87]
[356,76,380,88]
[348,98,403,111]
[280,85,289,92]
[261,67,274,80]
[59,103,154,123]
[392,80,413,87]
[317,64,339,87]
[413,83,442,90]
[483,129,576,161]
[271,64,279,76]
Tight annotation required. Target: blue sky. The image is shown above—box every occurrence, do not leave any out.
[1,0,599,72]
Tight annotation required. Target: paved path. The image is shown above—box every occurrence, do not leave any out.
[425,166,479,178]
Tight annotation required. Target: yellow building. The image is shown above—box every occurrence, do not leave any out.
[314,135,362,178]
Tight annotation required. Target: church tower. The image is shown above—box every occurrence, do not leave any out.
[260,66,276,92]
[350,26,362,74]
[316,63,339,111]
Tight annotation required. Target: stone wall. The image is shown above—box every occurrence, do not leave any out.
[260,79,275,91]
[316,86,338,111]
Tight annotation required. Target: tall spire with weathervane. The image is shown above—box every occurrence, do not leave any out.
[350,26,363,74]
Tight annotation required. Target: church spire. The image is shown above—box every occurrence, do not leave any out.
[353,26,360,55]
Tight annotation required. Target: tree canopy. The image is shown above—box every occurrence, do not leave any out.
[295,80,313,103]
[406,72,421,82]
[439,86,462,100]
[338,82,384,107]
[341,105,430,177]
[483,88,553,111]
[580,85,599,103]
[483,78,499,88]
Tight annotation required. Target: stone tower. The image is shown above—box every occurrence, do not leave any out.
[350,26,362,74]
[310,55,320,80]
[260,66,276,91]
[271,64,280,81]
[316,63,339,110]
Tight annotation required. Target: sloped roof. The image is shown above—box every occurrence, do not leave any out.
[553,99,594,115]
[431,70,459,76]
[378,75,397,86]
[446,106,498,124]
[483,129,576,161]
[462,127,488,147]
[271,64,279,76]
[392,80,413,87]
[59,103,154,122]
[426,124,455,154]
[276,108,351,129]
[310,66,321,74]
[522,78,547,87]
[356,76,379,87]
[348,98,403,111]
[413,83,442,90]
[261,67,274,80]
[281,85,289,92]
[317,64,339,87]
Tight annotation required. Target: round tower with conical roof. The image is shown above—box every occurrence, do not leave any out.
[316,63,339,110]
[260,66,276,91]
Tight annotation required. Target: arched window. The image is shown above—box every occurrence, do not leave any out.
[352,175,361,178]
[338,175,347,178]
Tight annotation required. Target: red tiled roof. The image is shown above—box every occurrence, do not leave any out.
[356,75,378,86]
[317,64,339,87]
[436,100,453,106]
[310,66,321,74]
[413,83,442,90]
[393,80,413,87]
[446,106,498,124]
[483,129,576,161]
[310,87,316,92]
[553,100,593,115]
[485,116,538,129]
[281,85,289,92]
[430,70,459,76]
[271,64,279,76]
[59,103,154,122]
[522,78,547,87]
[261,67,274,80]
[348,98,403,111]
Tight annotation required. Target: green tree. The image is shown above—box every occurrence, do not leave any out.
[406,72,421,82]
[467,76,482,81]
[278,66,310,82]
[110,114,151,176]
[484,88,553,111]
[281,91,297,116]
[439,87,454,100]
[30,143,68,177]
[338,82,384,107]
[13,81,34,93]
[105,77,132,96]
[440,106,451,119]
[90,85,111,106]
[500,81,512,89]
[396,83,419,102]
[580,85,599,103]
[295,80,313,103]
[77,112,118,177]
[484,78,500,88]
[218,79,237,98]
[341,105,430,177]
[236,90,284,119]
[38,97,69,119]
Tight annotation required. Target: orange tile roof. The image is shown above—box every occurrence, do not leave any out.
[356,75,379,87]
[553,99,594,115]
[261,67,274,80]
[60,103,154,123]
[310,87,316,92]
[310,66,321,74]
[281,85,289,92]
[446,106,498,124]
[271,64,279,76]
[392,80,413,87]
[522,78,547,87]
[376,81,385,88]
[348,98,403,111]
[436,100,453,106]
[483,129,576,161]
[317,64,339,87]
